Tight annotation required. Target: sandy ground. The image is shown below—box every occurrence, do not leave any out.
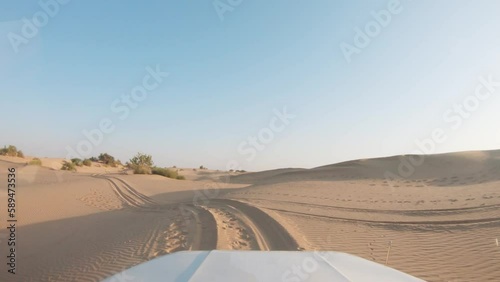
[0,150,499,281]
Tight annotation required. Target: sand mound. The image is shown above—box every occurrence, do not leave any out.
[229,150,500,185]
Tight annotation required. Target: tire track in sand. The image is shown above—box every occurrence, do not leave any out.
[92,174,159,211]
[193,199,299,251]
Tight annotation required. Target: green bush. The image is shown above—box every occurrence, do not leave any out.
[98,153,117,166]
[71,158,83,166]
[151,167,177,178]
[129,153,155,174]
[0,145,22,157]
[6,145,17,156]
[82,159,92,166]
[28,158,42,166]
[133,165,152,175]
[17,150,24,158]
[151,167,185,180]
[130,153,153,167]
[61,161,76,171]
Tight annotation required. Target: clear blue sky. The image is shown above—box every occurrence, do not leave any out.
[1,0,500,171]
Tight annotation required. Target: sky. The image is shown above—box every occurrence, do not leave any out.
[1,0,500,171]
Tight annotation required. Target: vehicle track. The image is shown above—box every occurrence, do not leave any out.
[90,175,298,251]
[108,176,158,205]
[92,174,159,211]
[232,197,500,215]
[195,199,299,251]
[267,207,500,227]
[182,205,218,250]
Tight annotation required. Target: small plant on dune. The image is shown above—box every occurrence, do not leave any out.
[133,165,152,174]
[82,159,92,166]
[151,167,176,178]
[151,167,185,180]
[129,153,154,174]
[199,165,207,170]
[17,150,24,158]
[61,161,77,171]
[130,153,153,167]
[71,158,83,167]
[28,158,42,166]
[0,145,23,157]
[98,153,118,167]
[6,145,17,156]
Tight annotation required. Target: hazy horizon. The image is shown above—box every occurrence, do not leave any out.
[2,0,500,171]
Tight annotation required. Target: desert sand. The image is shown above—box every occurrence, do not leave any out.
[0,150,499,281]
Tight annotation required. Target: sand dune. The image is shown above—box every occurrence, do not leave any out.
[0,150,499,281]
[230,149,500,185]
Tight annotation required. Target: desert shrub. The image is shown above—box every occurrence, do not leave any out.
[98,153,117,166]
[129,153,153,167]
[0,145,22,157]
[151,167,185,180]
[89,157,98,162]
[17,150,24,158]
[71,158,83,166]
[6,145,17,156]
[61,161,76,171]
[133,165,151,175]
[151,167,177,178]
[82,159,92,166]
[129,153,154,174]
[28,158,42,166]
[199,165,206,170]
